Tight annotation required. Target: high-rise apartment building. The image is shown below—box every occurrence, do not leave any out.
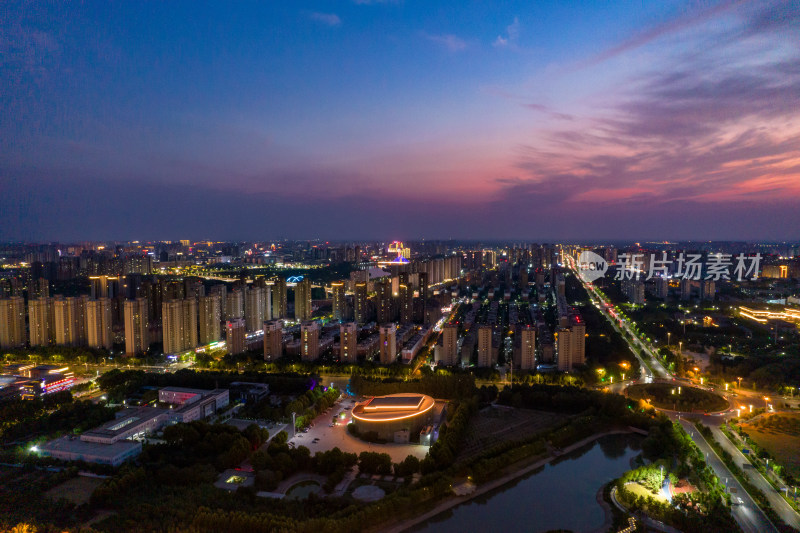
[515,326,536,370]
[124,298,149,355]
[28,297,54,347]
[399,283,413,324]
[418,272,429,302]
[86,298,113,350]
[331,282,345,322]
[226,318,246,355]
[263,320,283,361]
[272,279,287,319]
[300,321,320,361]
[0,296,26,349]
[354,282,368,324]
[54,296,86,347]
[294,278,312,321]
[439,324,459,366]
[556,315,585,371]
[379,323,397,364]
[198,294,221,344]
[226,288,244,319]
[376,279,393,323]
[210,284,227,319]
[339,322,357,363]
[477,325,494,367]
[245,286,266,332]
[31,278,50,299]
[162,299,198,354]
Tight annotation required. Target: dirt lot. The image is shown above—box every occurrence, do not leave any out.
[46,475,104,506]
[457,405,566,463]
[742,412,800,478]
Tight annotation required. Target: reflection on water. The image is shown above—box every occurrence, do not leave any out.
[415,433,642,533]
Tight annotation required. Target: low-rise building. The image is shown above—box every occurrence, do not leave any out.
[38,437,142,467]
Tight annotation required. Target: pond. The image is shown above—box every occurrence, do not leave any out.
[284,480,322,500]
[415,433,643,533]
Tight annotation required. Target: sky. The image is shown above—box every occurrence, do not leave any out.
[1,0,799,242]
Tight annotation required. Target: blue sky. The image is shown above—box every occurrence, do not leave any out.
[2,0,799,241]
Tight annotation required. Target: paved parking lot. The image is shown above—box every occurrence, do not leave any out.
[288,397,429,463]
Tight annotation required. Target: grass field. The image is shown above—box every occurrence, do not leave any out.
[456,405,566,463]
[46,475,104,506]
[624,481,668,503]
[742,413,800,478]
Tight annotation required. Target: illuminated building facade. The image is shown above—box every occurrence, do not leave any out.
[351,394,435,443]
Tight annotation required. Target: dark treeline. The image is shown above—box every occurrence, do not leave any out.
[97,368,312,402]
[349,373,475,399]
[0,391,116,446]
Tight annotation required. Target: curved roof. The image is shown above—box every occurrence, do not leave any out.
[351,393,435,423]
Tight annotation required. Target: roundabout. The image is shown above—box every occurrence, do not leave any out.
[626,383,730,414]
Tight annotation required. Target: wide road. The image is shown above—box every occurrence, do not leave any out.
[565,257,792,532]
[708,424,800,529]
[565,255,666,381]
[677,419,778,533]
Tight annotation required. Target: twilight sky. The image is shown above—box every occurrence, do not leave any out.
[1,0,799,242]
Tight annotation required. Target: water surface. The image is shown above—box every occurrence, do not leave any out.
[415,433,642,533]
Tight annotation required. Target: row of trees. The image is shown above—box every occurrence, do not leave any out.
[0,392,116,446]
[349,373,476,399]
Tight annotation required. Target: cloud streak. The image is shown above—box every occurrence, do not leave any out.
[423,32,467,52]
[501,0,800,224]
[308,12,341,26]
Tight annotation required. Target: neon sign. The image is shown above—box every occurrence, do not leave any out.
[287,275,304,283]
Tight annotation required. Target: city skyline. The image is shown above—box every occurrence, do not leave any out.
[2,1,799,241]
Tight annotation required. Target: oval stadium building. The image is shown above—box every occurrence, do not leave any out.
[351,393,435,443]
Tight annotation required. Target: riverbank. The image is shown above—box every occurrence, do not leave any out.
[382,429,637,533]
